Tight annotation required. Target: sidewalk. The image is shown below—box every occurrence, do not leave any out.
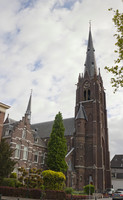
[2,197,40,200]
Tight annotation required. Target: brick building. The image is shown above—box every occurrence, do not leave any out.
[2,94,47,176]
[2,28,111,192]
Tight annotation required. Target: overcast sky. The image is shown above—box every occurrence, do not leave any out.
[0,0,123,159]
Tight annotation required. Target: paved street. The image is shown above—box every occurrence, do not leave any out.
[1,196,112,200]
[2,197,40,200]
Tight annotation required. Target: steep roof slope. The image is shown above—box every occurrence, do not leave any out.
[31,117,75,138]
[111,155,123,168]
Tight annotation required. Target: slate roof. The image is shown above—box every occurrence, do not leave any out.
[84,27,97,78]
[111,155,123,168]
[76,103,88,121]
[31,117,75,138]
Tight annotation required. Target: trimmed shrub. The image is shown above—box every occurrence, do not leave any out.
[64,187,74,194]
[2,178,16,187]
[1,178,22,188]
[42,170,66,191]
[83,184,95,195]
[10,172,17,179]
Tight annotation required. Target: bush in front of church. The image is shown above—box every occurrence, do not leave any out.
[83,184,95,195]
[42,170,66,190]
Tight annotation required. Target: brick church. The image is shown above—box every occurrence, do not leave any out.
[1,27,111,192]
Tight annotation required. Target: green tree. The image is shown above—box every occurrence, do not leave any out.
[105,8,123,92]
[46,112,68,173]
[0,139,16,184]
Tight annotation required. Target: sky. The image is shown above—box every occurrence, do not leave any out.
[0,0,123,159]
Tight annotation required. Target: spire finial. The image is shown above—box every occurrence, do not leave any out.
[89,20,91,31]
[31,89,33,95]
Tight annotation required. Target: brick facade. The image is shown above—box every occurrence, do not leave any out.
[2,114,47,175]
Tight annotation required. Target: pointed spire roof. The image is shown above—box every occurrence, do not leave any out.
[25,91,32,121]
[76,103,88,121]
[84,24,97,78]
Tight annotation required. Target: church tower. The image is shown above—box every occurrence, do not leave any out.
[74,27,111,191]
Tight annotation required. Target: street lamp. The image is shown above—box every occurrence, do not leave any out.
[27,164,31,198]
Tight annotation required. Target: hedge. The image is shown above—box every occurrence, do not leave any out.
[0,186,66,199]
[0,186,92,199]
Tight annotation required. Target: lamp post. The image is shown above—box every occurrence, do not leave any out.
[27,164,31,198]
[70,172,73,200]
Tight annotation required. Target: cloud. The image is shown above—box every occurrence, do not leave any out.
[0,0,123,159]
[52,0,82,10]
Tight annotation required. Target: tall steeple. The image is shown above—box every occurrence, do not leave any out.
[74,26,111,191]
[25,91,32,122]
[84,24,97,78]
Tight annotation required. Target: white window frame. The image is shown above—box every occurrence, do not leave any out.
[34,152,38,163]
[23,146,28,160]
[41,153,44,164]
[15,144,21,159]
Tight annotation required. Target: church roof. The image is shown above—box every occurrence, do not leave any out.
[84,26,97,78]
[31,117,75,138]
[111,155,123,168]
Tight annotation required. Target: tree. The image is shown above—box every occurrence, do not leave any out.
[0,139,16,184]
[105,8,123,92]
[46,112,68,173]
[18,167,43,189]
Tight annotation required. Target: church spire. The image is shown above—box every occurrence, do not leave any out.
[84,24,97,78]
[25,90,32,122]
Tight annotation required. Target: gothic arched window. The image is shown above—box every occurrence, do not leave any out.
[84,90,86,101]
[83,81,91,101]
[88,89,91,100]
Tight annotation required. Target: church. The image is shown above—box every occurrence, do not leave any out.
[1,27,111,192]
